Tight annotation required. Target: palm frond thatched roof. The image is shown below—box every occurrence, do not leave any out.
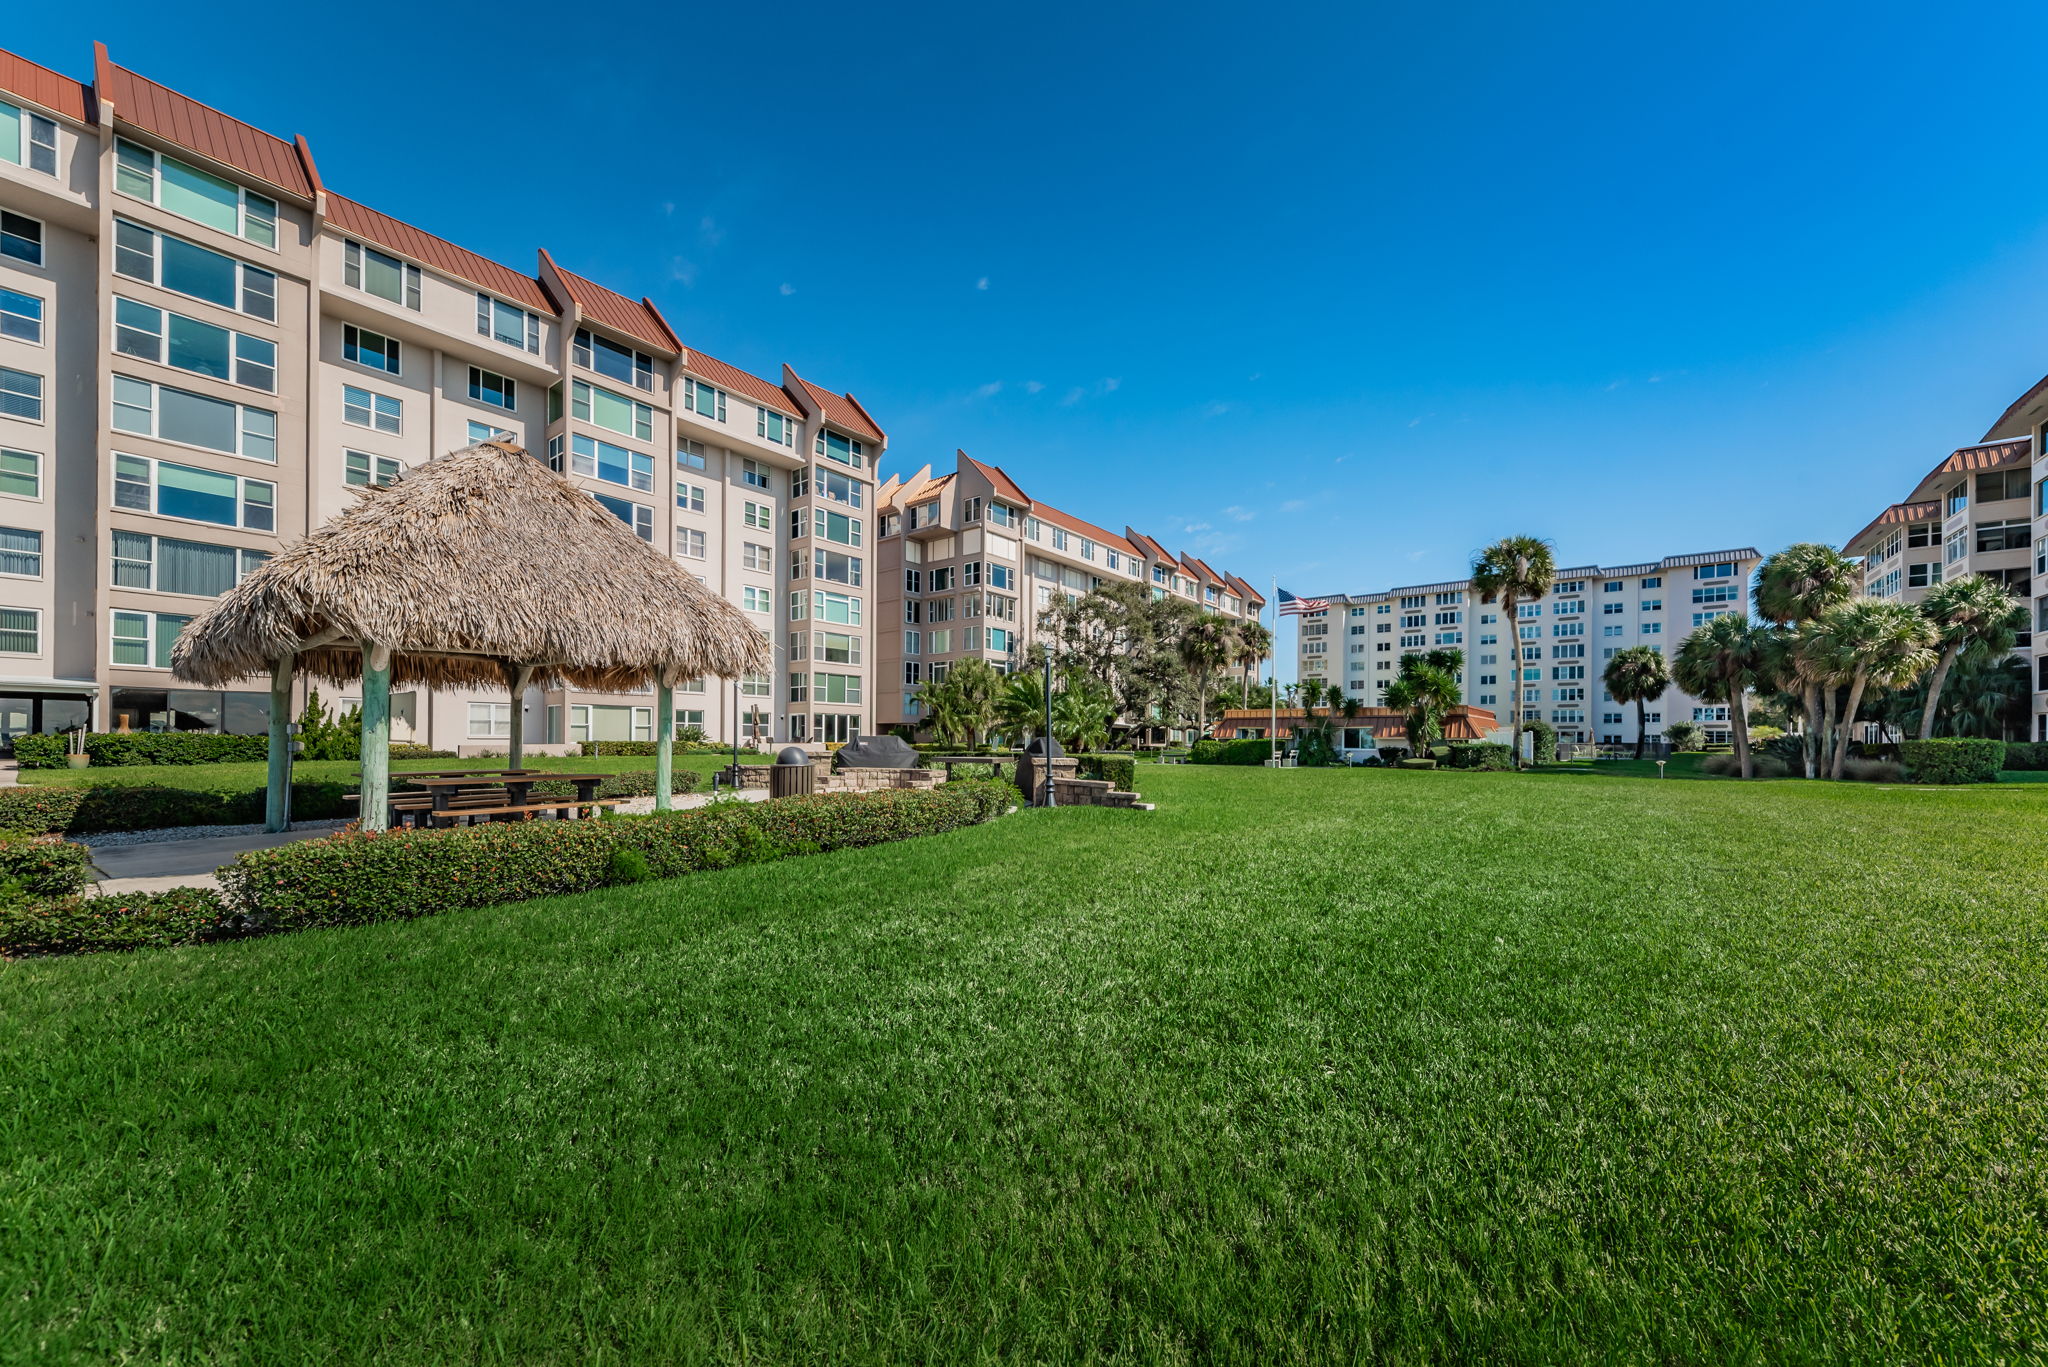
[171,440,770,691]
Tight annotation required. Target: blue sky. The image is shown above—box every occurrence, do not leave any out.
[18,2,2048,610]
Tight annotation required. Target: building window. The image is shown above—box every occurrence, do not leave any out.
[0,368,42,423]
[743,542,772,573]
[467,702,512,738]
[110,530,267,596]
[115,299,278,392]
[675,527,706,559]
[114,454,275,530]
[1976,519,2032,554]
[757,408,798,447]
[0,101,57,175]
[113,218,276,320]
[568,433,652,491]
[340,324,401,375]
[683,377,727,421]
[468,366,516,411]
[812,590,862,626]
[344,450,402,487]
[1907,562,1942,589]
[111,610,192,668]
[0,448,39,500]
[742,585,772,613]
[676,481,705,513]
[677,440,708,471]
[574,329,654,391]
[569,380,653,441]
[468,420,514,446]
[341,385,403,435]
[0,288,41,345]
[1978,468,2029,503]
[593,492,653,542]
[0,527,41,578]
[116,140,277,248]
[341,239,421,307]
[814,550,862,586]
[0,210,42,267]
[476,293,541,353]
[812,509,862,546]
[815,428,864,468]
[741,460,772,492]
[111,376,276,461]
[743,500,772,531]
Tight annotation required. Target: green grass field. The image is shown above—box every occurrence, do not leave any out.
[5,765,2048,1362]
[16,750,769,792]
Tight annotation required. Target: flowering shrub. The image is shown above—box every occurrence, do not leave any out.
[0,833,92,897]
[219,779,1015,934]
[0,887,228,955]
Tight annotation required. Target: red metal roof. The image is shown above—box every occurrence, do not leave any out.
[0,46,89,123]
[327,194,554,314]
[1125,529,1177,563]
[683,349,797,415]
[1904,438,2032,502]
[1031,502,1140,558]
[1983,373,2048,442]
[101,49,312,198]
[958,452,1031,505]
[542,251,679,354]
[1843,500,1940,554]
[788,372,884,443]
[1225,573,1265,606]
[1180,554,1227,587]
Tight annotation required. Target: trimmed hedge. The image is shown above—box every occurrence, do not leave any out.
[580,738,735,757]
[0,833,92,897]
[0,887,229,955]
[219,779,1015,932]
[16,731,272,769]
[2002,742,2048,772]
[1190,739,1270,766]
[1074,754,1137,792]
[1703,753,1791,779]
[1444,742,1513,771]
[1899,738,2005,785]
[0,782,356,836]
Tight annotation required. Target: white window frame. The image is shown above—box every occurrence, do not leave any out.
[114,139,278,249]
[112,217,277,320]
[109,530,267,597]
[0,367,42,424]
[342,239,422,308]
[0,526,42,579]
[0,287,43,346]
[683,377,728,421]
[342,323,402,376]
[342,384,403,435]
[112,452,276,532]
[0,210,42,267]
[110,375,277,462]
[571,380,654,441]
[475,292,540,353]
[468,366,517,411]
[344,449,403,487]
[0,448,40,502]
[114,298,278,392]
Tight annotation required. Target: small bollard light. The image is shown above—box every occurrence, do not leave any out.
[1656,760,1667,778]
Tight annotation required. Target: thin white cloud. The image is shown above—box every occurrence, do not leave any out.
[779,283,796,296]
[1279,499,1308,513]
[976,277,990,291]
[974,381,1003,398]
[1200,401,1232,418]
[1024,380,1044,394]
[668,257,698,287]
[1184,522,1212,534]
[699,216,724,247]
[1406,550,1427,561]
[1060,386,1086,406]
[1224,506,1255,522]
[1101,377,1121,393]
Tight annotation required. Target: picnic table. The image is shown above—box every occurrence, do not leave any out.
[348,772,617,829]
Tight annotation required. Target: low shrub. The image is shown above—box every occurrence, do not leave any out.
[1189,739,1269,766]
[581,739,752,757]
[0,887,228,955]
[219,780,1014,933]
[1703,753,1790,779]
[1840,758,1905,784]
[2002,742,2048,772]
[1663,722,1704,753]
[0,833,92,897]
[16,731,272,770]
[390,743,458,760]
[607,848,651,884]
[1522,719,1558,763]
[11,734,68,769]
[527,769,700,801]
[1899,738,2005,785]
[909,742,1009,758]
[0,781,355,836]
[1396,758,1438,770]
[1074,754,1137,791]
[1444,742,1513,771]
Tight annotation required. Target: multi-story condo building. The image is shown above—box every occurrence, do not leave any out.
[0,42,882,751]
[1296,549,1762,747]
[1979,378,2048,740]
[872,452,1265,731]
[1844,438,2034,614]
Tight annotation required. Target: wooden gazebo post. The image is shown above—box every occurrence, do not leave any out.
[359,642,392,832]
[654,672,675,811]
[264,652,294,833]
[506,663,535,768]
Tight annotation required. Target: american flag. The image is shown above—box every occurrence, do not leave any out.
[1278,589,1327,616]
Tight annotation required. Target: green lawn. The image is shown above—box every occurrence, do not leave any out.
[16,750,768,792]
[5,766,2048,1361]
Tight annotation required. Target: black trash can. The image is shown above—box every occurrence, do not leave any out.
[769,745,816,799]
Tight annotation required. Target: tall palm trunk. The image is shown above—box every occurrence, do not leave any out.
[1817,687,1839,779]
[1831,671,1871,781]
[1633,694,1646,761]
[1730,679,1753,780]
[1504,591,1522,768]
[1916,643,1961,740]
[1801,683,1823,779]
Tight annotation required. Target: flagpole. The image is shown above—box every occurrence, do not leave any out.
[1269,575,1278,766]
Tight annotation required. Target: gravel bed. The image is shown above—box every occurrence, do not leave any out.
[77,818,351,849]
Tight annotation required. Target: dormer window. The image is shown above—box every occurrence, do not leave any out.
[575,329,654,391]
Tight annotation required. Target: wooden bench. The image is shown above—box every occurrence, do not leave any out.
[425,798,624,828]
[1160,748,1190,765]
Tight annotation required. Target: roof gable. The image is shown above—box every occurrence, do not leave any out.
[542,252,680,354]
[101,49,313,198]
[327,195,554,314]
[0,46,89,123]
[683,349,796,415]
[790,372,884,443]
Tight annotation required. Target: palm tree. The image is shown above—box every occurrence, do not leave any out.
[1178,616,1235,740]
[1671,616,1765,777]
[1383,652,1462,759]
[1602,645,1670,762]
[1471,535,1556,767]
[994,671,1047,747]
[1807,599,1936,779]
[1941,649,2031,740]
[1054,672,1115,752]
[1753,543,1859,777]
[1915,575,2024,740]
[1233,620,1273,703]
[916,656,1003,749]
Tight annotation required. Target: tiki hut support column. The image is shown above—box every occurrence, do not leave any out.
[507,664,536,768]
[359,642,393,832]
[654,675,676,811]
[264,652,294,834]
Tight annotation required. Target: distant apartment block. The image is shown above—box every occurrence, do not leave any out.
[1295,550,1762,747]
[874,452,1265,730]
[0,42,884,750]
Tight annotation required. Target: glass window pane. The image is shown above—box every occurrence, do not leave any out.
[0,450,38,500]
[155,536,238,596]
[158,156,241,235]
[156,462,239,525]
[156,385,238,452]
[167,312,233,380]
[160,234,237,307]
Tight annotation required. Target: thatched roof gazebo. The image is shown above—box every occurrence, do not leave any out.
[172,440,770,830]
